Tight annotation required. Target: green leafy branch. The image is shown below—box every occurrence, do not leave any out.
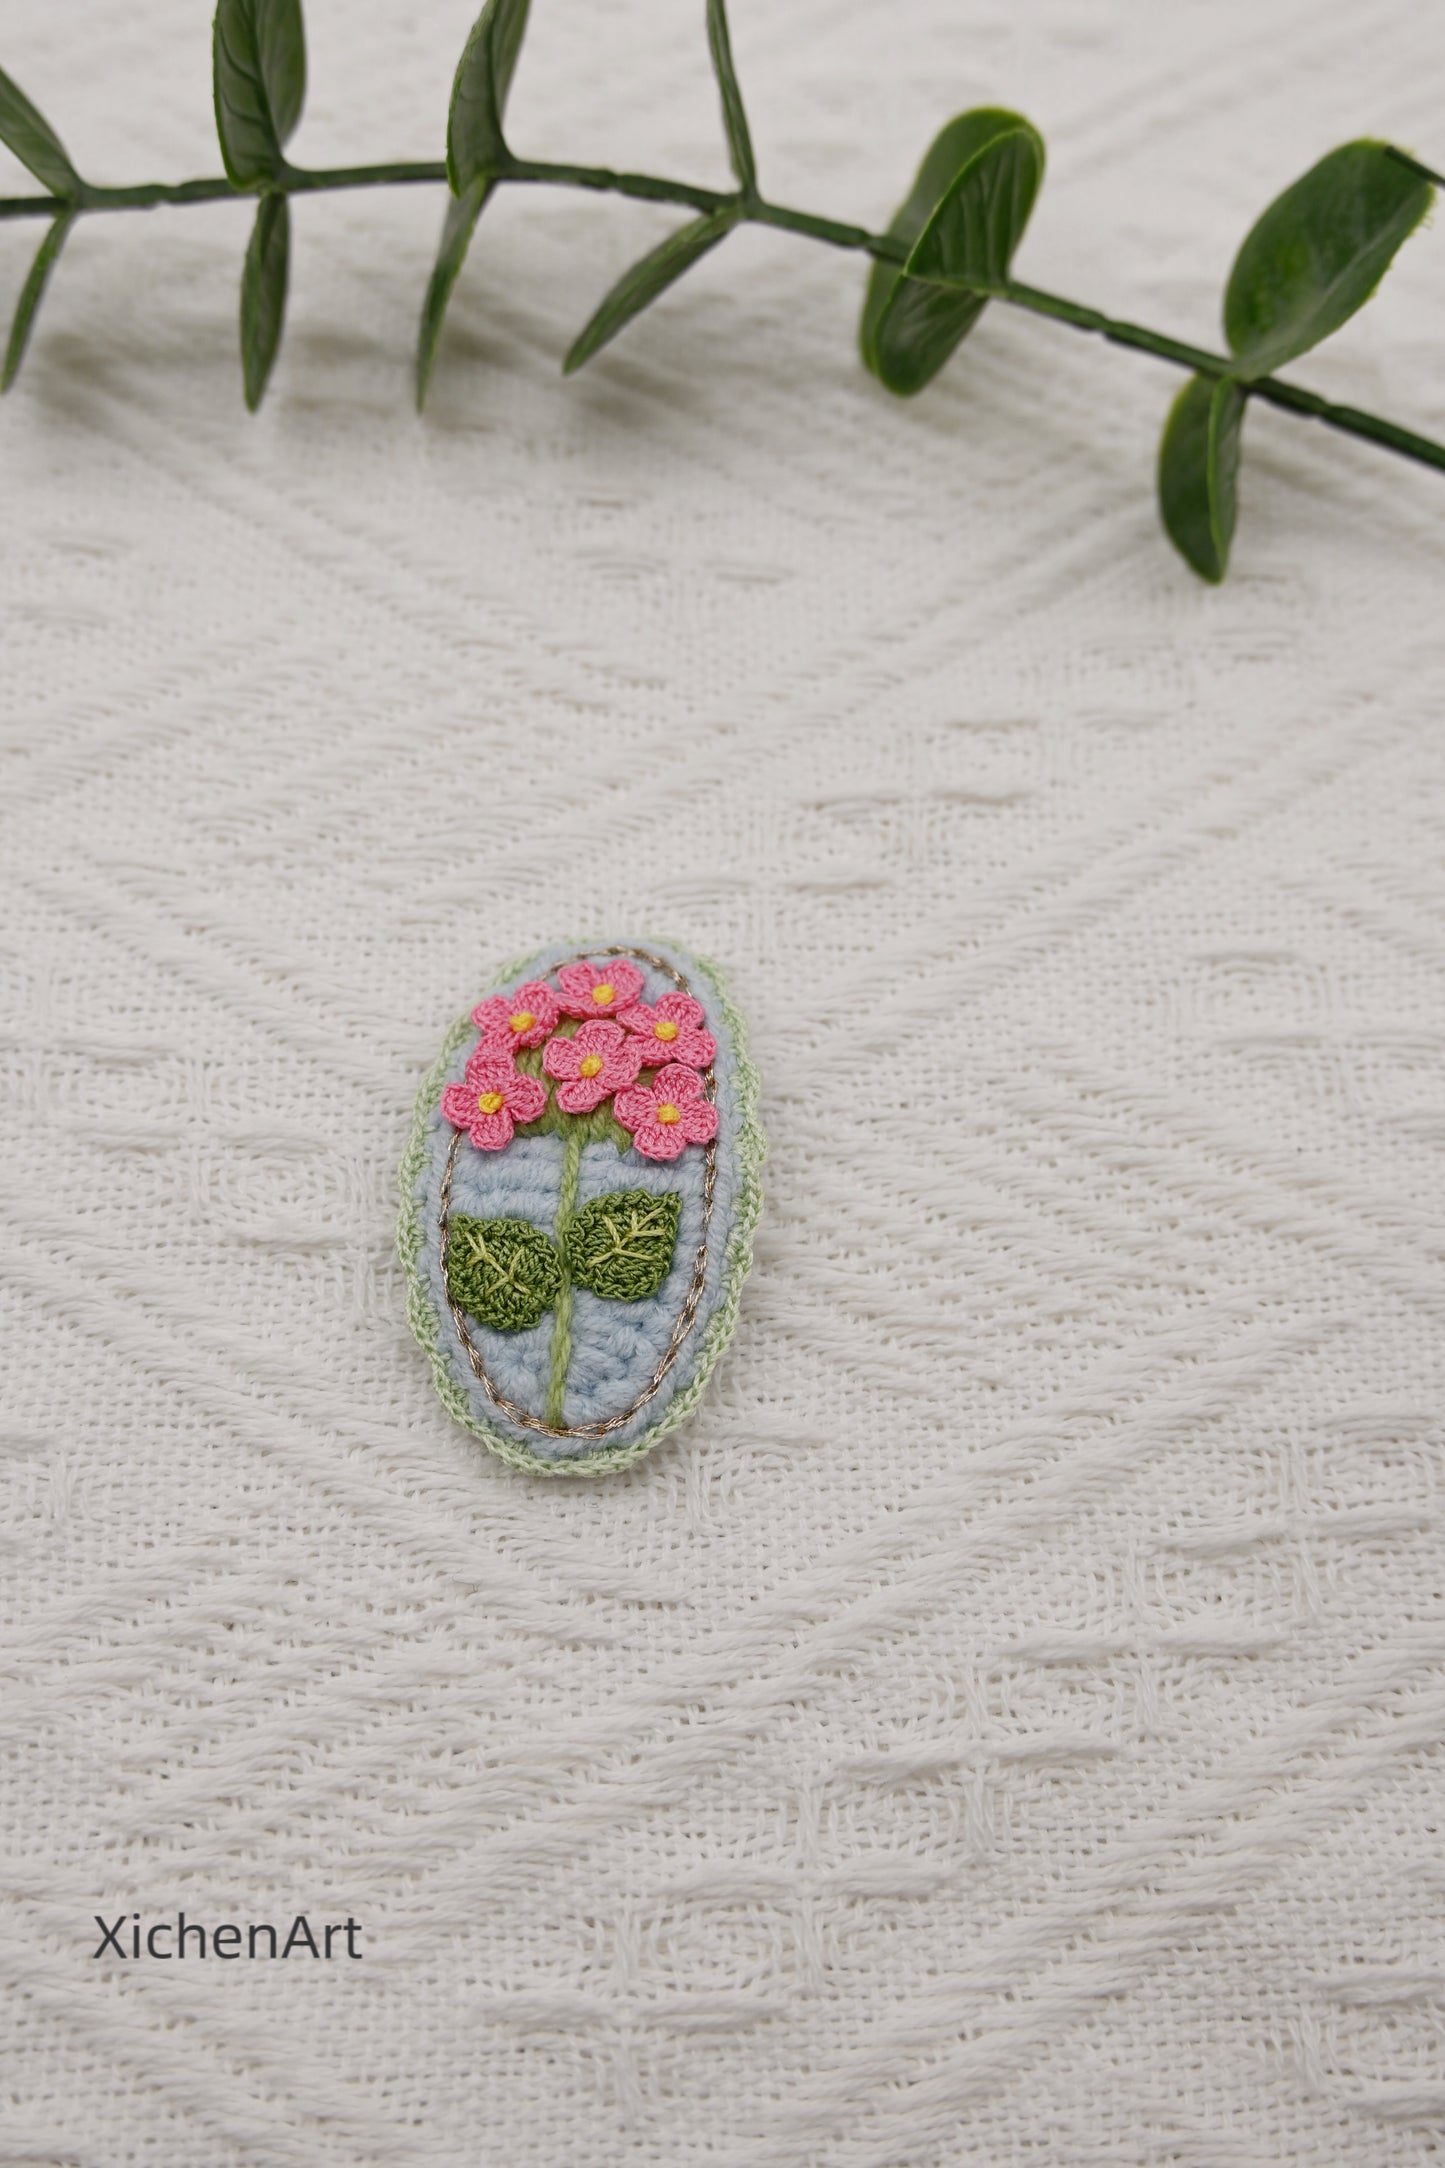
[1,0,1441,579]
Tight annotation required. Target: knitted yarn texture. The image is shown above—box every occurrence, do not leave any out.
[3,0,1445,2158]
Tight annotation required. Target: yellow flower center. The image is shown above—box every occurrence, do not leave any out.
[657,1102,681,1125]
[577,1054,604,1078]
[591,982,615,1005]
[509,1010,535,1033]
[654,1019,679,1042]
[476,1090,506,1115]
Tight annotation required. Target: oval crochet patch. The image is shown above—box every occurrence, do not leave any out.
[399,940,764,1475]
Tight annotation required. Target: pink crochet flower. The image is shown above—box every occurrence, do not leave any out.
[441,1047,547,1151]
[614,1064,719,1162]
[541,1020,643,1113]
[471,979,560,1052]
[555,957,645,1020]
[617,992,715,1070]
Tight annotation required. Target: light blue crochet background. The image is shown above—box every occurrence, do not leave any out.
[412,940,744,1463]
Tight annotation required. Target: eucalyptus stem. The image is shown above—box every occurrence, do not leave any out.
[2,0,1442,581]
[0,166,450,218]
[503,155,732,215]
[2,152,1440,478]
[992,281,1445,474]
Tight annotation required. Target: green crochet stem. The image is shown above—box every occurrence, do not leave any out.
[544,1123,584,1429]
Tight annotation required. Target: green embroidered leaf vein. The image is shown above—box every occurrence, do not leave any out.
[447,1215,563,1331]
[564,1189,682,1302]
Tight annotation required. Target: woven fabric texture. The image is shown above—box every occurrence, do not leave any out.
[2,0,1445,2161]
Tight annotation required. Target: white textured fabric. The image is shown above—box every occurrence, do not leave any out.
[3,0,1445,2159]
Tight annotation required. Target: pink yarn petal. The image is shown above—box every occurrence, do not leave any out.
[556,1077,607,1114]
[572,1018,624,1055]
[497,982,560,1048]
[473,987,557,1050]
[618,1001,713,1067]
[613,1085,654,1132]
[468,1110,514,1151]
[652,993,705,1030]
[653,1062,703,1102]
[630,1118,687,1162]
[542,1034,578,1080]
[441,1082,478,1129]
[470,994,508,1037]
[507,1072,547,1123]
[677,1098,719,1144]
[603,1039,644,1089]
[660,1026,714,1069]
[557,958,646,1017]
[555,962,609,1017]
[467,1047,517,1093]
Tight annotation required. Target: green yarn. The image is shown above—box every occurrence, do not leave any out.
[398,938,766,1478]
[564,1188,681,1302]
[543,1125,585,1429]
[446,1216,562,1332]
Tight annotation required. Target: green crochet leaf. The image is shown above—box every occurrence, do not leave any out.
[564,1188,681,1302]
[447,1215,562,1331]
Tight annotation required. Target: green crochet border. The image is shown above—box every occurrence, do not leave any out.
[397,939,765,1478]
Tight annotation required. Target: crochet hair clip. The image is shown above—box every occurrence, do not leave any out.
[399,940,763,1474]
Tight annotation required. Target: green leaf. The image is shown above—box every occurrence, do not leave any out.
[1158,372,1246,583]
[239,191,289,410]
[563,208,739,374]
[0,66,80,197]
[213,0,306,188]
[564,1189,682,1302]
[706,0,756,195]
[2,208,76,392]
[448,0,531,194]
[422,0,530,403]
[447,1215,563,1332]
[1224,140,1433,379]
[416,176,492,410]
[861,109,1044,396]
